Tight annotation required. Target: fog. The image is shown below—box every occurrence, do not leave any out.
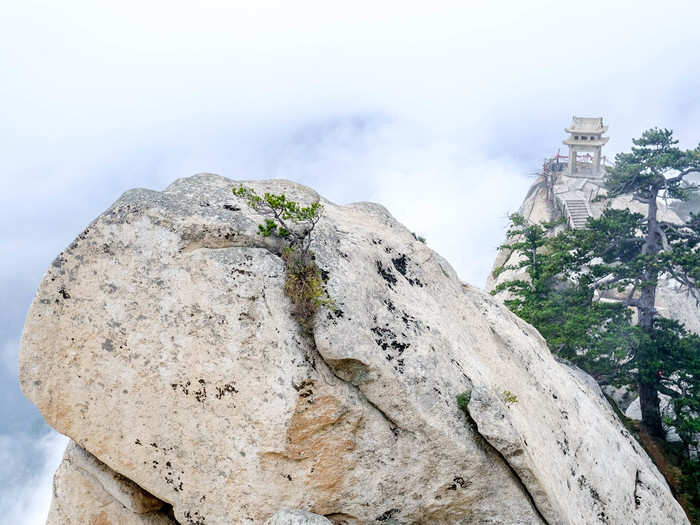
[2,2,700,522]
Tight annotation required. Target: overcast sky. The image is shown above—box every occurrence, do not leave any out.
[2,2,700,523]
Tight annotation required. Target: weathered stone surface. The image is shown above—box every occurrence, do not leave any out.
[46,441,175,525]
[602,384,635,412]
[265,509,333,525]
[21,174,688,524]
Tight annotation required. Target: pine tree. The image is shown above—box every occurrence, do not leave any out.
[596,129,700,437]
[491,215,634,375]
[494,128,700,439]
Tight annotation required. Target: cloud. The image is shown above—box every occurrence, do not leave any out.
[1,337,20,381]
[0,429,68,525]
[3,1,700,156]
[257,114,531,283]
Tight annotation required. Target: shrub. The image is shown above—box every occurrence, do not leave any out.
[282,246,334,331]
[502,390,519,405]
[412,232,427,244]
[456,391,471,413]
[232,186,321,254]
[233,186,332,332]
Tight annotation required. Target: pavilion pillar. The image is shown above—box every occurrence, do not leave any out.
[593,149,601,172]
[568,145,575,174]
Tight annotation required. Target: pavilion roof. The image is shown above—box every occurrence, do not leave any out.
[565,116,608,134]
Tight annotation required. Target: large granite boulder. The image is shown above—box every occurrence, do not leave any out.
[20,174,688,524]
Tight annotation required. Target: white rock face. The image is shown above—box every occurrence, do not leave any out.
[602,384,635,412]
[47,441,175,525]
[21,174,687,524]
[265,510,333,525]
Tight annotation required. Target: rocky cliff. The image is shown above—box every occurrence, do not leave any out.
[20,174,688,524]
[486,169,700,446]
[485,170,700,335]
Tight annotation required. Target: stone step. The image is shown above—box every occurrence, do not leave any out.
[564,199,591,229]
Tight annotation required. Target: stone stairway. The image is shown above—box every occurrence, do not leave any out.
[564,199,591,229]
